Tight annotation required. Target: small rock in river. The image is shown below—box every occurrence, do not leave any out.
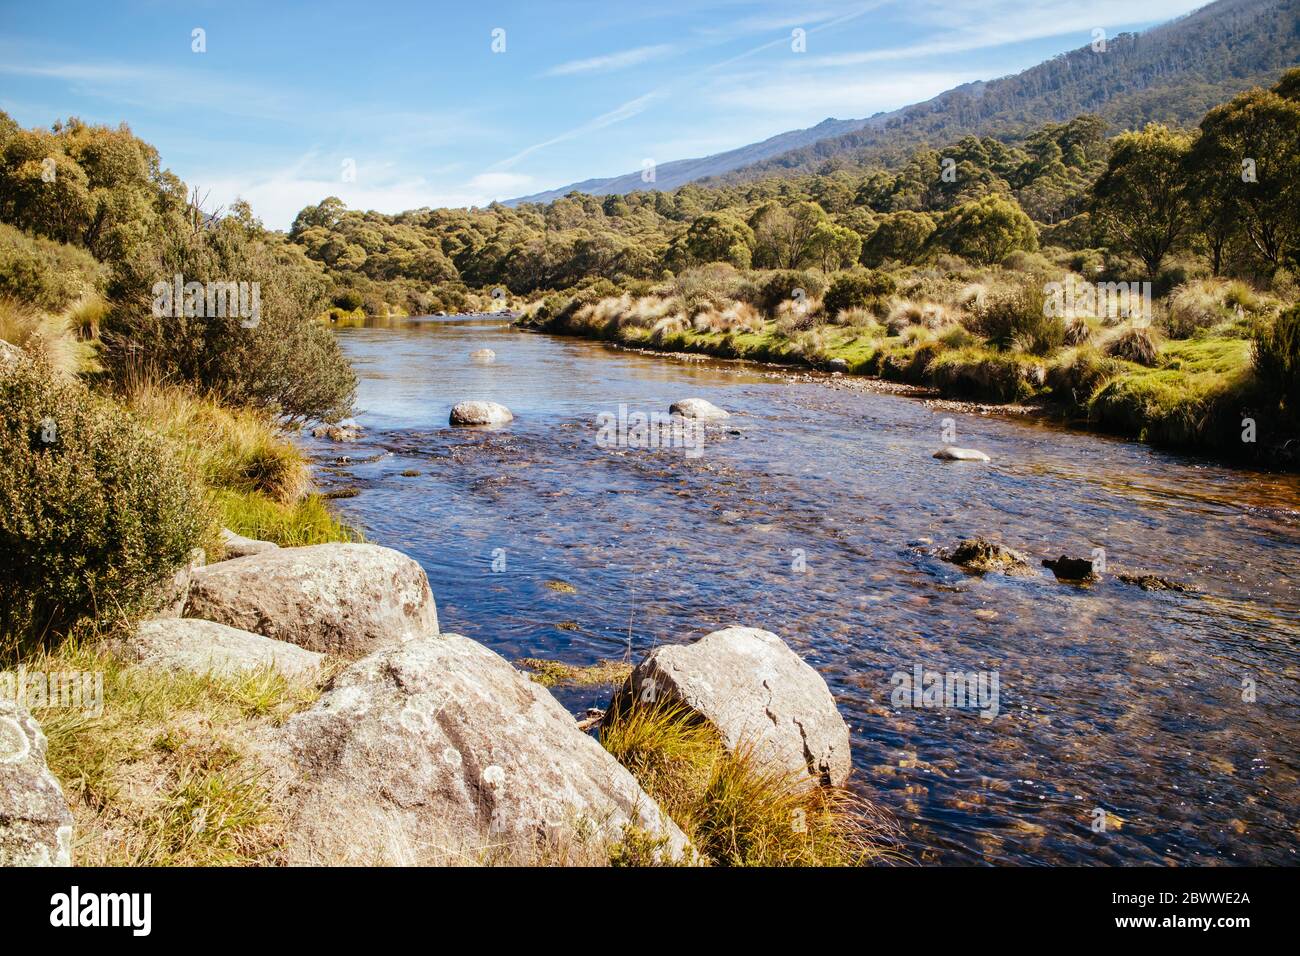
[933,446,991,462]
[669,397,729,421]
[450,400,513,427]
[944,538,1035,576]
[1042,555,1100,582]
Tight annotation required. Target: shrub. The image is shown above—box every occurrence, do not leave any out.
[0,347,206,653]
[101,218,356,423]
[1104,325,1162,366]
[967,281,1064,355]
[823,270,897,317]
[758,270,826,314]
[1253,304,1300,409]
[0,222,104,311]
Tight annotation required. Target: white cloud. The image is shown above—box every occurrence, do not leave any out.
[544,44,674,76]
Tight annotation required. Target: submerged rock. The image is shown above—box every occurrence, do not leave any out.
[449,400,513,427]
[220,528,279,559]
[1116,571,1199,593]
[606,626,851,788]
[1043,555,1100,582]
[128,618,324,681]
[944,538,1034,575]
[0,700,74,866]
[183,543,439,658]
[933,446,991,462]
[669,397,730,421]
[312,423,362,443]
[271,635,689,865]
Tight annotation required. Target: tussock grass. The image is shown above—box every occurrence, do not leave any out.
[0,295,100,376]
[35,637,324,866]
[600,701,904,866]
[124,381,311,505]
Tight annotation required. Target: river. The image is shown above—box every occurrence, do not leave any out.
[308,314,1300,866]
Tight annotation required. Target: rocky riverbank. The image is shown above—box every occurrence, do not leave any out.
[1,536,883,867]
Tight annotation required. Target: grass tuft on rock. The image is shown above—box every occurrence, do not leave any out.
[600,701,903,866]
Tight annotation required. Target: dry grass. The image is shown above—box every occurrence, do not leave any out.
[0,295,100,376]
[600,701,904,866]
[34,636,324,866]
[124,380,311,505]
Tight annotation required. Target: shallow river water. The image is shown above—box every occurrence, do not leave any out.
[310,314,1300,865]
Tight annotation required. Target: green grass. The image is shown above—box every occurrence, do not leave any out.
[600,701,903,866]
[214,488,359,548]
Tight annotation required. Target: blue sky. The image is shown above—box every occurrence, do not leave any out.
[0,0,1208,228]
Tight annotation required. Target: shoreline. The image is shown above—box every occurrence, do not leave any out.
[516,315,1299,473]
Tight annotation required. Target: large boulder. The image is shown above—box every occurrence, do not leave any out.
[669,398,729,421]
[449,400,512,427]
[183,543,438,658]
[270,635,689,865]
[220,528,279,559]
[608,626,851,788]
[128,618,324,681]
[0,700,74,866]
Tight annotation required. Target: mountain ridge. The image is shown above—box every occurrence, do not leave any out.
[508,0,1299,204]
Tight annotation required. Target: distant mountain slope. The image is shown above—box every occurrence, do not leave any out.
[510,0,1299,203]
[508,116,876,205]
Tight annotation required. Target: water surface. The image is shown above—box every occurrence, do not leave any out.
[311,315,1300,865]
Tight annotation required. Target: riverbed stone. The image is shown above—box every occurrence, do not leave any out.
[450,400,513,427]
[0,700,74,866]
[1116,570,1199,593]
[933,446,991,462]
[312,423,362,442]
[669,397,730,421]
[944,538,1035,576]
[607,626,851,788]
[128,618,325,681]
[271,634,689,865]
[1043,555,1100,582]
[220,528,280,559]
[183,543,438,658]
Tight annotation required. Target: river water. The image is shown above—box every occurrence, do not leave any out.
[309,314,1300,866]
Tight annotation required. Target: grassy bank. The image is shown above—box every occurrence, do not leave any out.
[518,267,1298,464]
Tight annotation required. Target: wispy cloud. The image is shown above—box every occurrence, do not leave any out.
[544,44,675,77]
[493,91,665,169]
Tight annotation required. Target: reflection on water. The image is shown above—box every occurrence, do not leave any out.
[313,315,1300,865]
